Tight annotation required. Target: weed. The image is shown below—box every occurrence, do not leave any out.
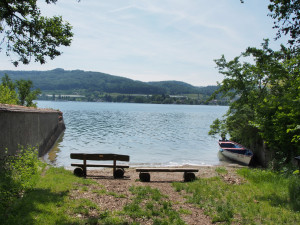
[178,208,192,215]
[215,167,228,175]
[107,191,127,198]
[73,198,99,216]
[212,201,233,224]
[92,188,126,198]
[122,186,186,224]
[92,188,107,195]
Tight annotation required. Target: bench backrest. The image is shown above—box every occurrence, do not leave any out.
[70,153,129,162]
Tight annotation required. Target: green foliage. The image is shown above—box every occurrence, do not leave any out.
[16,79,41,107]
[0,0,73,66]
[148,81,218,95]
[208,118,227,140]
[0,146,42,214]
[0,74,19,104]
[268,0,300,47]
[0,74,40,107]
[1,74,16,90]
[173,168,300,224]
[0,84,19,104]
[209,40,300,166]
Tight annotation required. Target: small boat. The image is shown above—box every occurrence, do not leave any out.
[219,140,253,165]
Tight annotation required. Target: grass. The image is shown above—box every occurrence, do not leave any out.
[2,167,188,225]
[119,186,185,224]
[2,167,100,225]
[172,168,300,224]
[215,167,228,175]
[4,164,300,224]
[92,186,127,198]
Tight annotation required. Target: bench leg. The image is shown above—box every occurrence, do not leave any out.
[74,167,84,177]
[139,172,150,182]
[83,158,87,178]
[114,168,125,178]
[112,158,118,178]
[184,172,196,182]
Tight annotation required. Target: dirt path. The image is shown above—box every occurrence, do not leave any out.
[70,165,242,224]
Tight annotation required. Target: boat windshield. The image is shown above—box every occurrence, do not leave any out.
[220,143,236,148]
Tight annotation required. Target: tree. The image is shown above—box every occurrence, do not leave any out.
[208,118,227,140]
[0,0,74,66]
[16,79,41,107]
[0,74,19,104]
[0,84,19,105]
[210,40,300,167]
[0,74,41,107]
[1,74,16,91]
[268,0,300,47]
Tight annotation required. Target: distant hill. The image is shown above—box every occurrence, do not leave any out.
[148,81,199,94]
[0,68,218,95]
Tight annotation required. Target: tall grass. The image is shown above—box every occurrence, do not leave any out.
[0,146,43,213]
[173,168,300,224]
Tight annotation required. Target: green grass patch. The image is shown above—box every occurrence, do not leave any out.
[4,166,188,224]
[120,186,185,224]
[172,168,300,224]
[1,167,101,225]
[92,187,127,198]
[178,208,193,215]
[215,167,228,175]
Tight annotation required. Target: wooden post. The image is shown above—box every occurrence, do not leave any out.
[83,154,87,178]
[113,155,116,175]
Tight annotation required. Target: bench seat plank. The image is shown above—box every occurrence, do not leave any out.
[70,153,129,161]
[71,163,129,168]
[136,168,199,173]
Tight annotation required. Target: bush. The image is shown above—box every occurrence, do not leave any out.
[0,146,42,212]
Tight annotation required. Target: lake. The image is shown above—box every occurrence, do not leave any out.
[37,101,228,168]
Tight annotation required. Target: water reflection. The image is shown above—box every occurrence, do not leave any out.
[45,132,64,164]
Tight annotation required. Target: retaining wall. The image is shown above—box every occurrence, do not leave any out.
[0,104,65,157]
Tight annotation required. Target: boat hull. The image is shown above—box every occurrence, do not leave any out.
[220,149,252,165]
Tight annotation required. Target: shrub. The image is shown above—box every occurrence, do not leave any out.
[0,146,42,212]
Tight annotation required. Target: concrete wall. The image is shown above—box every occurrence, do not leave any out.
[250,141,273,167]
[0,104,65,157]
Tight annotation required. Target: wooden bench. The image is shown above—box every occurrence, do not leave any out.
[136,168,199,182]
[70,153,130,178]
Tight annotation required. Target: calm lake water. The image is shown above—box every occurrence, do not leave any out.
[37,101,228,168]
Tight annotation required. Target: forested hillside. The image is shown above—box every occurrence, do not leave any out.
[0,69,218,96]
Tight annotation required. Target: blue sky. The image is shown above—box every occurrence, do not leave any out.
[0,0,286,86]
